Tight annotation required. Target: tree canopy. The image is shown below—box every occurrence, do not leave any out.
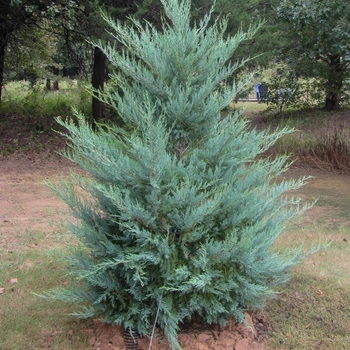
[3,0,350,113]
[277,0,350,110]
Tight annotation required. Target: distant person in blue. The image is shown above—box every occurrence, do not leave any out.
[255,83,261,100]
[258,83,268,100]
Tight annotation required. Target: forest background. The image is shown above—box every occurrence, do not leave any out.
[1,0,350,119]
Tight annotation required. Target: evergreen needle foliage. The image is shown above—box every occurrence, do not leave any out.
[44,1,310,348]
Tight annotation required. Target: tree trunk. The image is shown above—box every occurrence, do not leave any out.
[0,29,9,105]
[0,46,5,105]
[53,67,59,90]
[46,78,51,91]
[324,54,343,111]
[325,92,341,111]
[0,0,12,105]
[91,46,106,125]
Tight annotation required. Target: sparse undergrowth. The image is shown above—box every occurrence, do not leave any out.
[234,102,350,172]
[259,108,350,172]
[0,80,91,159]
[0,113,67,158]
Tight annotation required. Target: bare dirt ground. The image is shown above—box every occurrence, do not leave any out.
[0,156,72,250]
[0,155,267,350]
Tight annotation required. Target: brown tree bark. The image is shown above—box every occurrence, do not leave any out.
[0,0,12,105]
[53,67,59,90]
[91,46,106,126]
[324,92,341,111]
[46,78,51,91]
[324,55,344,111]
[0,36,6,104]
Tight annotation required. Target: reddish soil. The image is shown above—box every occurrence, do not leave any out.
[90,312,267,350]
[0,155,267,349]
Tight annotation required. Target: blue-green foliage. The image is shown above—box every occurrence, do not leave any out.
[46,1,309,348]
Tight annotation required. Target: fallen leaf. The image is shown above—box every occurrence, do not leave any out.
[316,289,324,296]
[89,337,96,346]
[0,288,4,294]
[305,323,312,329]
[9,278,18,284]
[62,281,69,286]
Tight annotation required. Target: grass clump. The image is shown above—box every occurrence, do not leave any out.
[257,108,350,171]
[0,244,92,350]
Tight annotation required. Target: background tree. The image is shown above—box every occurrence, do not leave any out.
[48,0,163,123]
[0,0,152,119]
[0,0,31,103]
[42,1,310,349]
[277,0,350,111]
[0,0,88,104]
[214,0,284,68]
[4,20,58,87]
[0,0,288,118]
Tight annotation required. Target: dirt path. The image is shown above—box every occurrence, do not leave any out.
[0,157,75,251]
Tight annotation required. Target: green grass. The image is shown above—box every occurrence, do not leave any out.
[0,235,92,350]
[266,269,350,349]
[0,80,92,119]
[266,273,350,350]
[263,193,350,349]
[234,100,267,115]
